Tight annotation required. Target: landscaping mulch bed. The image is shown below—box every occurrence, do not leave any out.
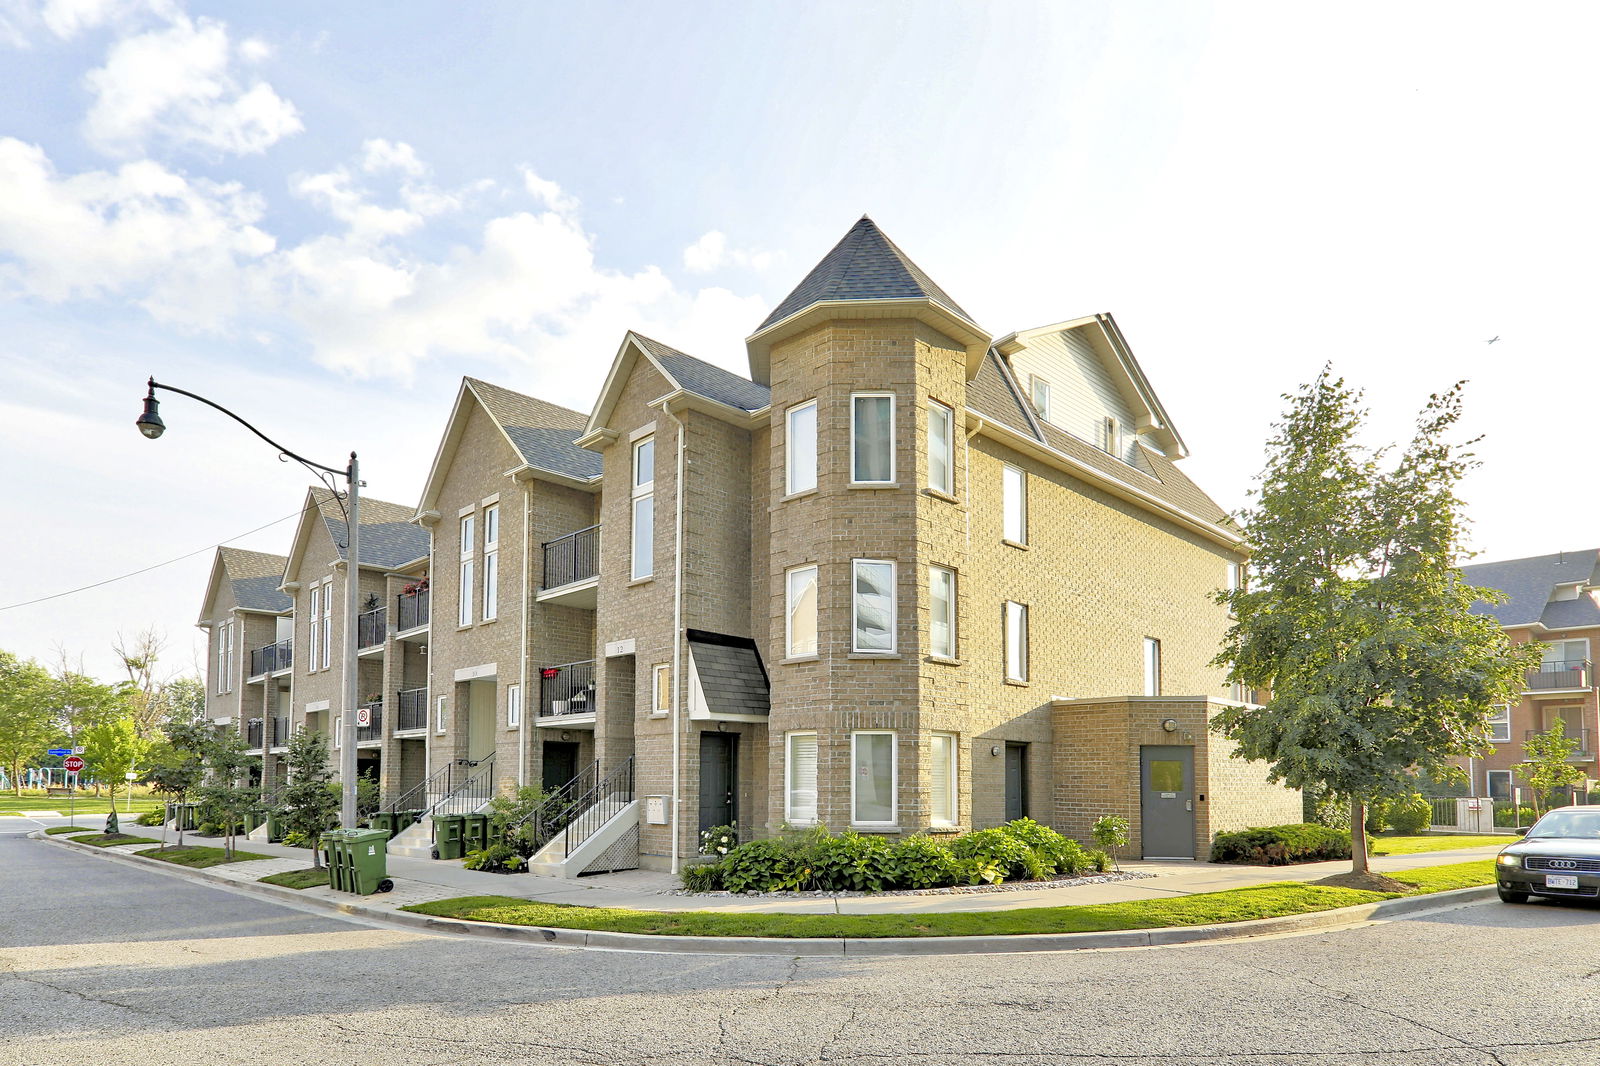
[672,869,1154,899]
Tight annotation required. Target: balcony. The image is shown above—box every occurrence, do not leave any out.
[396,687,428,733]
[357,607,387,653]
[246,718,264,751]
[1526,659,1591,693]
[538,524,600,608]
[248,640,292,679]
[1524,727,1594,758]
[539,659,597,724]
[397,587,430,638]
[356,700,383,745]
[269,715,291,749]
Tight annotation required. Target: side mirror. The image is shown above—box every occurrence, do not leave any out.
[1515,827,1530,837]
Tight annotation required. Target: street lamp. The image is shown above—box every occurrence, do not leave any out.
[136,377,364,829]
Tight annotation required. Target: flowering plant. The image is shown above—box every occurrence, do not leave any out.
[700,822,739,856]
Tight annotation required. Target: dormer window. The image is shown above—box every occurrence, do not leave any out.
[1102,416,1121,456]
[1030,376,1052,422]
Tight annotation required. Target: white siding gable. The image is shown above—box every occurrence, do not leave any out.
[1008,326,1152,465]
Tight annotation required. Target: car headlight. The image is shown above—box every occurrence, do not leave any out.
[1496,854,1520,867]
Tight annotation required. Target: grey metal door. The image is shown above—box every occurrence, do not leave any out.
[698,733,737,832]
[1004,742,1029,822]
[540,742,579,792]
[1140,745,1195,858]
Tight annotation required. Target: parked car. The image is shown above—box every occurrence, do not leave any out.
[1495,806,1600,904]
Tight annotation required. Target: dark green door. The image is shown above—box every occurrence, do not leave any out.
[1140,745,1195,858]
[1004,743,1029,822]
[540,742,579,792]
[699,733,737,831]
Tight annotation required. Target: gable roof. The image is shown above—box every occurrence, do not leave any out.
[283,487,430,584]
[1460,550,1600,629]
[198,547,290,624]
[582,332,771,441]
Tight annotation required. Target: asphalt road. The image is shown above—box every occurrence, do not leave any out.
[3,820,1598,1066]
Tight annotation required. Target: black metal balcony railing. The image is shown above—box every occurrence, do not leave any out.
[397,588,430,631]
[1524,727,1594,755]
[249,640,292,677]
[270,715,291,747]
[1526,659,1591,690]
[358,607,387,650]
[542,524,600,590]
[357,700,383,743]
[540,659,597,717]
[246,718,264,750]
[396,687,428,732]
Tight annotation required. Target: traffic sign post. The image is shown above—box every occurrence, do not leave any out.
[64,756,85,828]
[47,748,70,757]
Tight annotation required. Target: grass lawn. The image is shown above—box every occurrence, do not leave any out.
[1371,834,1515,855]
[402,860,1497,939]
[68,833,163,848]
[0,792,167,817]
[137,845,274,868]
[44,825,99,835]
[259,868,330,890]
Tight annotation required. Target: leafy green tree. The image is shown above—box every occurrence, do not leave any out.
[79,716,150,835]
[1515,718,1586,816]
[1214,373,1537,877]
[196,730,255,858]
[142,718,210,849]
[280,728,338,867]
[156,675,206,727]
[0,651,58,795]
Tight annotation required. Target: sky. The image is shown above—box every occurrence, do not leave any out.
[3,0,1598,681]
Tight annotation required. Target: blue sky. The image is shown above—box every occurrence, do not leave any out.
[3,0,1598,679]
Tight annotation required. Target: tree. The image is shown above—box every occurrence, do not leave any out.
[1515,718,1586,816]
[280,727,339,867]
[156,675,206,727]
[0,651,57,795]
[1214,373,1538,880]
[196,730,255,859]
[142,718,209,849]
[79,716,149,835]
[114,627,169,743]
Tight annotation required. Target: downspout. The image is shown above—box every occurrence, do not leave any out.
[518,479,531,790]
[658,399,687,876]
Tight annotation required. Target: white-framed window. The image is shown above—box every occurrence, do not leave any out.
[506,683,521,729]
[333,715,341,749]
[482,504,499,620]
[215,620,233,694]
[224,620,233,690]
[652,663,671,715]
[851,730,897,825]
[1542,638,1589,672]
[1002,464,1027,545]
[851,392,895,484]
[458,513,475,626]
[632,436,655,580]
[1488,704,1512,743]
[1486,769,1512,801]
[307,585,320,674]
[1227,562,1243,593]
[320,579,332,669]
[786,400,817,495]
[852,559,896,654]
[1103,416,1121,455]
[929,565,957,659]
[436,695,447,734]
[1143,637,1162,697]
[930,732,957,827]
[1005,601,1029,682]
[927,400,954,495]
[785,732,819,824]
[1030,376,1052,422]
[785,565,819,658]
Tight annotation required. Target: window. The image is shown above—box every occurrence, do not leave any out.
[786,732,818,824]
[507,683,521,729]
[786,565,819,658]
[930,732,957,827]
[320,579,332,669]
[1486,769,1511,801]
[632,437,655,580]
[458,514,475,626]
[1005,601,1029,682]
[1542,638,1588,671]
[851,393,895,484]
[1030,376,1051,421]
[1143,638,1162,697]
[652,663,671,715]
[1103,416,1121,455]
[851,731,897,825]
[1487,705,1511,743]
[436,695,447,734]
[786,401,817,495]
[307,586,319,674]
[1226,562,1243,593]
[927,400,954,495]
[929,565,957,659]
[215,620,232,694]
[482,504,499,620]
[333,715,341,749]
[1002,464,1027,544]
[852,559,896,654]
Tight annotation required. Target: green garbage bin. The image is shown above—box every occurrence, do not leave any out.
[321,830,351,892]
[395,809,422,835]
[265,810,285,843]
[463,812,490,854]
[176,802,198,831]
[243,808,265,834]
[344,829,393,894]
[433,813,466,860]
[369,811,397,840]
[165,801,176,826]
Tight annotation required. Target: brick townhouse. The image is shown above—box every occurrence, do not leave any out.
[199,217,1299,868]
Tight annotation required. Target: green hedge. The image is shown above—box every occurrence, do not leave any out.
[686,819,1110,894]
[1210,823,1352,865]
[1386,794,1433,835]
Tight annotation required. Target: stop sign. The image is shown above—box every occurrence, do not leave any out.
[63,755,85,773]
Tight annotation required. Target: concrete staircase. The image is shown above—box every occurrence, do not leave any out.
[387,814,436,859]
[525,795,639,878]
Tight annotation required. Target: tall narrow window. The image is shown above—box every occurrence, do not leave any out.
[632,436,655,580]
[224,621,233,689]
[1030,376,1052,422]
[851,393,895,484]
[1226,562,1242,593]
[786,565,819,658]
[458,513,475,626]
[1143,637,1162,697]
[653,664,671,714]
[320,579,332,669]
[852,559,896,654]
[927,400,954,495]
[307,586,319,675]
[507,683,521,729]
[1005,601,1029,682]
[930,732,957,827]
[1103,416,1121,455]
[786,400,817,495]
[436,695,447,734]
[482,504,499,620]
[786,732,819,824]
[1002,464,1027,544]
[1488,704,1511,743]
[333,715,341,749]
[851,731,896,825]
[929,565,957,659]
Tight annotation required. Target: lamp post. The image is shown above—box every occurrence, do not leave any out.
[137,378,363,829]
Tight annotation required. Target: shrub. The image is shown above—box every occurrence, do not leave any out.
[1587,790,1600,806]
[719,836,813,893]
[679,861,724,892]
[949,827,1032,882]
[1209,823,1352,865]
[463,843,526,873]
[1305,789,1352,830]
[884,835,962,889]
[1386,793,1433,835]
[487,785,550,857]
[1493,802,1538,828]
[135,809,165,827]
[281,830,312,849]
[700,823,739,858]
[1086,848,1112,873]
[1364,798,1390,835]
[807,830,894,892]
[1000,818,1088,876]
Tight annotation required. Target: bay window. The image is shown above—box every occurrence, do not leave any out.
[852,559,896,654]
[851,731,896,825]
[851,393,895,484]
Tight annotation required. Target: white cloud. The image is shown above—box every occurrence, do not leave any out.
[522,167,578,216]
[82,13,301,156]
[683,229,774,273]
[360,138,424,177]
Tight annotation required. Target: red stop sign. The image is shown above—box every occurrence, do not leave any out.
[63,755,85,773]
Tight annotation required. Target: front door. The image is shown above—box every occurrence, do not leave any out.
[540,741,580,792]
[1140,745,1195,858]
[1004,742,1029,822]
[698,733,737,832]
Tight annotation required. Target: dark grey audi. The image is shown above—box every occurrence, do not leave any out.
[1495,806,1600,904]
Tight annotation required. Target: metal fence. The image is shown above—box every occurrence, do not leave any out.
[396,687,428,732]
[542,524,600,590]
[397,589,429,631]
[357,607,387,649]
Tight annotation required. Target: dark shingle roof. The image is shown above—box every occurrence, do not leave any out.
[465,378,601,481]
[1460,550,1600,627]
[967,348,1042,438]
[633,334,771,412]
[688,630,769,717]
[312,489,431,570]
[757,217,974,331]
[219,547,291,612]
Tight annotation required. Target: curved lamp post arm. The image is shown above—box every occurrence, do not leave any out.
[144,378,351,479]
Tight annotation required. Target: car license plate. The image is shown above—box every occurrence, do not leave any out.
[1545,874,1579,890]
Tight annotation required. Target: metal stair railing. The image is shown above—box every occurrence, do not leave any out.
[504,760,599,853]
[431,755,496,818]
[388,762,453,815]
[564,757,634,859]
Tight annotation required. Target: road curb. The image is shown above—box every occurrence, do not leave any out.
[34,831,1497,957]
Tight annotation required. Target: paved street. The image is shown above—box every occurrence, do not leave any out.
[3,823,1599,1066]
